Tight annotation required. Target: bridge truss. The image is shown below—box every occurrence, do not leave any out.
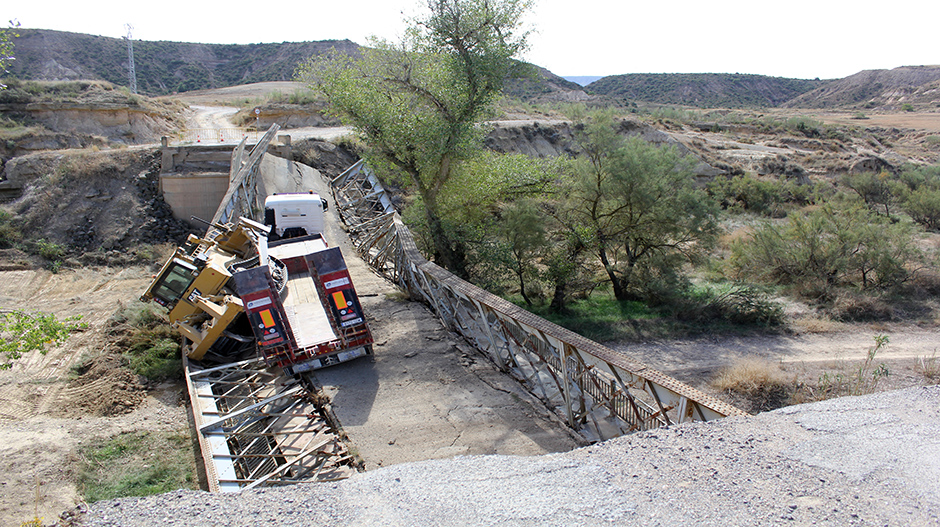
[331,160,748,440]
[184,128,746,492]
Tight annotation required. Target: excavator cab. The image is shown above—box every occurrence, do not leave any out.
[146,258,199,309]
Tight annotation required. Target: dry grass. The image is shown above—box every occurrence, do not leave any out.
[790,315,843,334]
[711,357,793,413]
[918,353,940,384]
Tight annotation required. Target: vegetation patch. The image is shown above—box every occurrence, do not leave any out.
[525,295,662,342]
[78,430,197,502]
[711,358,793,413]
[108,302,182,381]
[0,309,85,369]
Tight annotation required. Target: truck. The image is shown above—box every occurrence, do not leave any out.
[141,191,373,375]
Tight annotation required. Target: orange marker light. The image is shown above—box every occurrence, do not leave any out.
[260,309,275,327]
[332,291,348,309]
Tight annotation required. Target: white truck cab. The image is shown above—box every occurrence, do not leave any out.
[263,192,327,240]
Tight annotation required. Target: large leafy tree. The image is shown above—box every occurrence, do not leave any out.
[562,113,719,301]
[298,0,532,277]
[0,20,19,90]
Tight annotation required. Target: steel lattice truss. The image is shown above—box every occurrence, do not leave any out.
[332,161,748,441]
[185,356,359,492]
[210,124,281,227]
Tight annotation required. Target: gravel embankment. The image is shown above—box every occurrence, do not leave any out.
[70,386,940,526]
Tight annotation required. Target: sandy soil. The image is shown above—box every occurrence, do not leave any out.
[0,267,191,526]
[159,82,307,107]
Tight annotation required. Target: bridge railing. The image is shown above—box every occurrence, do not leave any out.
[331,160,748,441]
[173,128,262,145]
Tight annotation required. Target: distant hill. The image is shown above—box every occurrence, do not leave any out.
[781,65,940,111]
[8,29,360,95]
[564,76,603,86]
[586,73,827,108]
[6,28,587,102]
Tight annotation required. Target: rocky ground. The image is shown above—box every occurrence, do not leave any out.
[70,386,940,526]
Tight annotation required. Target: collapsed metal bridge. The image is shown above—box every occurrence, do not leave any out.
[183,125,747,492]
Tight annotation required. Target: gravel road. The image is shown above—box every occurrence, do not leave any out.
[71,385,939,526]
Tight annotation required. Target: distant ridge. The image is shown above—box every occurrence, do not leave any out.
[586,73,826,108]
[8,28,360,95]
[564,76,603,86]
[781,65,940,110]
[7,28,586,102]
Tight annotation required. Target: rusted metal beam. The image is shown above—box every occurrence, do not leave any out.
[184,356,358,492]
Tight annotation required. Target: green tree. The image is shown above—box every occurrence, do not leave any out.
[495,199,545,306]
[298,0,532,277]
[0,20,20,90]
[732,203,918,295]
[562,113,719,301]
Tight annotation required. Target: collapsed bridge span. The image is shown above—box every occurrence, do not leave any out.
[170,126,746,492]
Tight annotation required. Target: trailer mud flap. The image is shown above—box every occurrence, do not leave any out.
[232,266,292,350]
[306,247,369,335]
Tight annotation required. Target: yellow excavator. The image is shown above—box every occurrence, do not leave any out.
[141,192,373,374]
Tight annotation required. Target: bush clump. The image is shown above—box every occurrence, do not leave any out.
[711,358,793,413]
[108,303,182,381]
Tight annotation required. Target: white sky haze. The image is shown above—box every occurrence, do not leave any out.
[7,0,939,80]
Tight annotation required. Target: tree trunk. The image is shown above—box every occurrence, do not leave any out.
[516,266,531,307]
[598,244,628,301]
[549,282,567,313]
[424,200,469,279]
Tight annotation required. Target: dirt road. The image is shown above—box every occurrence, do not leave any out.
[609,325,940,399]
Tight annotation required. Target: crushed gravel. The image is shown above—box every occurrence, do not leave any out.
[69,385,940,526]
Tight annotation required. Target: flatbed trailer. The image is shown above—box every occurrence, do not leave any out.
[233,233,373,375]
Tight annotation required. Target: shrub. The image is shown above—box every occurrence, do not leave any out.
[711,358,792,413]
[902,186,940,231]
[840,171,904,217]
[108,303,182,381]
[675,283,785,327]
[731,203,919,297]
[918,353,940,384]
[33,239,65,260]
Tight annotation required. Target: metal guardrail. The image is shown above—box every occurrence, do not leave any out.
[210,124,280,226]
[331,160,748,441]
[174,128,262,145]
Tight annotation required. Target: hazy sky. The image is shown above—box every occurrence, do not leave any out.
[7,0,939,80]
